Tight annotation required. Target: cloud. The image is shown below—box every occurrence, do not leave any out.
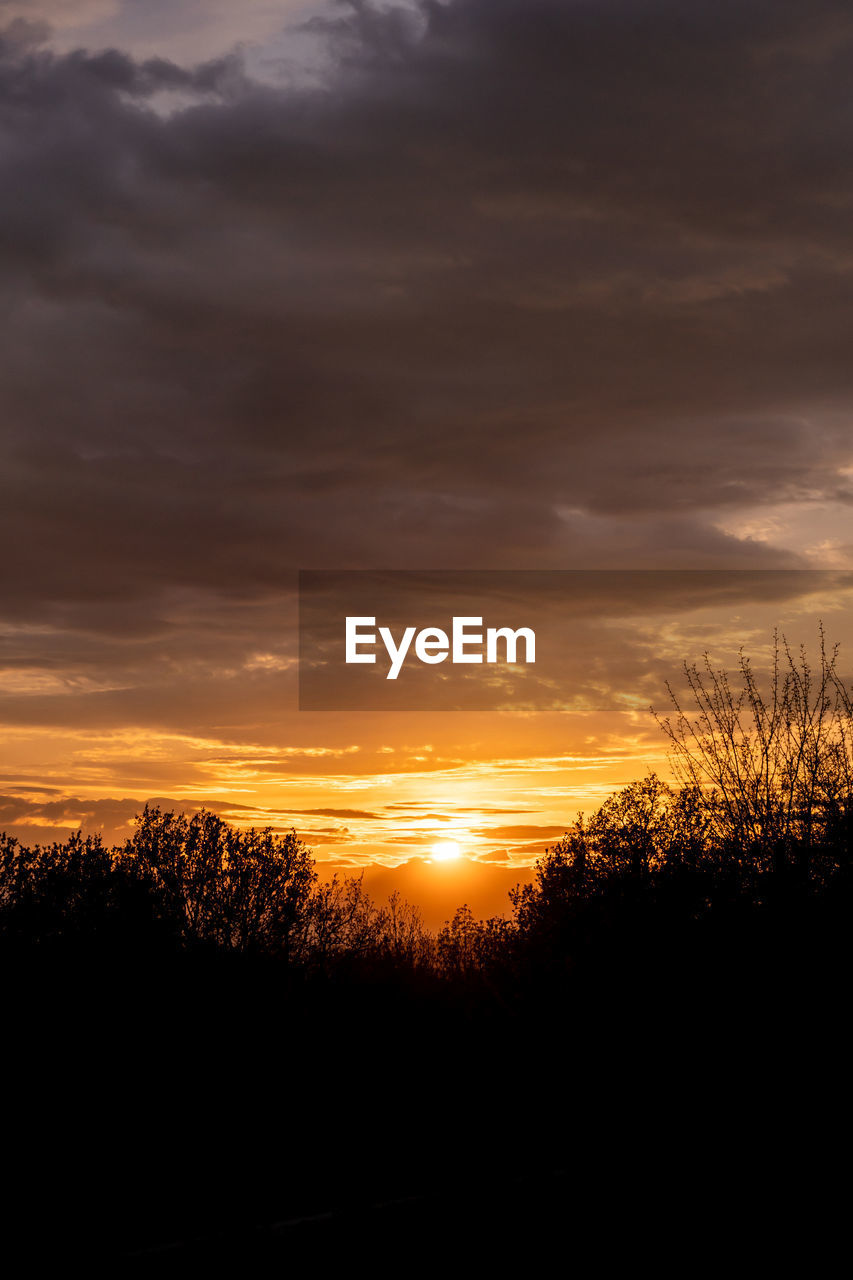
[3,6,853,628]
[285,807,381,819]
[468,825,568,842]
[0,2,117,31]
[0,787,371,845]
[0,791,141,828]
[3,1,853,744]
[0,1,317,64]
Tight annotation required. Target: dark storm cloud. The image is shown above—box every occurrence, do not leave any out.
[3,1,853,715]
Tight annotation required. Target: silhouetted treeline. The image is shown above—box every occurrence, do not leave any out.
[3,631,851,1259]
[3,779,849,1259]
[3,764,852,986]
[0,806,435,973]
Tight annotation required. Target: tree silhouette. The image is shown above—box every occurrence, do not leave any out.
[120,805,316,957]
[436,904,514,980]
[375,889,432,968]
[305,870,386,971]
[652,626,853,895]
[0,828,141,950]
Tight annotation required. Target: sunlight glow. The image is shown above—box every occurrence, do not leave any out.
[431,840,461,861]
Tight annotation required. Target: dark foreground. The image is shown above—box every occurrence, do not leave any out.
[5,926,848,1266]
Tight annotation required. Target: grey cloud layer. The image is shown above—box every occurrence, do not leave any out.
[3,1,853,712]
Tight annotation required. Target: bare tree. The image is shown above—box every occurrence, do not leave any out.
[652,626,853,889]
[375,890,433,967]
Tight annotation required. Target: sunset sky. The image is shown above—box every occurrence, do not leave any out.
[3,1,853,925]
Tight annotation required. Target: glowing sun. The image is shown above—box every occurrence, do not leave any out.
[431,840,461,861]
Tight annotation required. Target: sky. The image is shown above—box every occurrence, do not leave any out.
[2,1,853,925]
